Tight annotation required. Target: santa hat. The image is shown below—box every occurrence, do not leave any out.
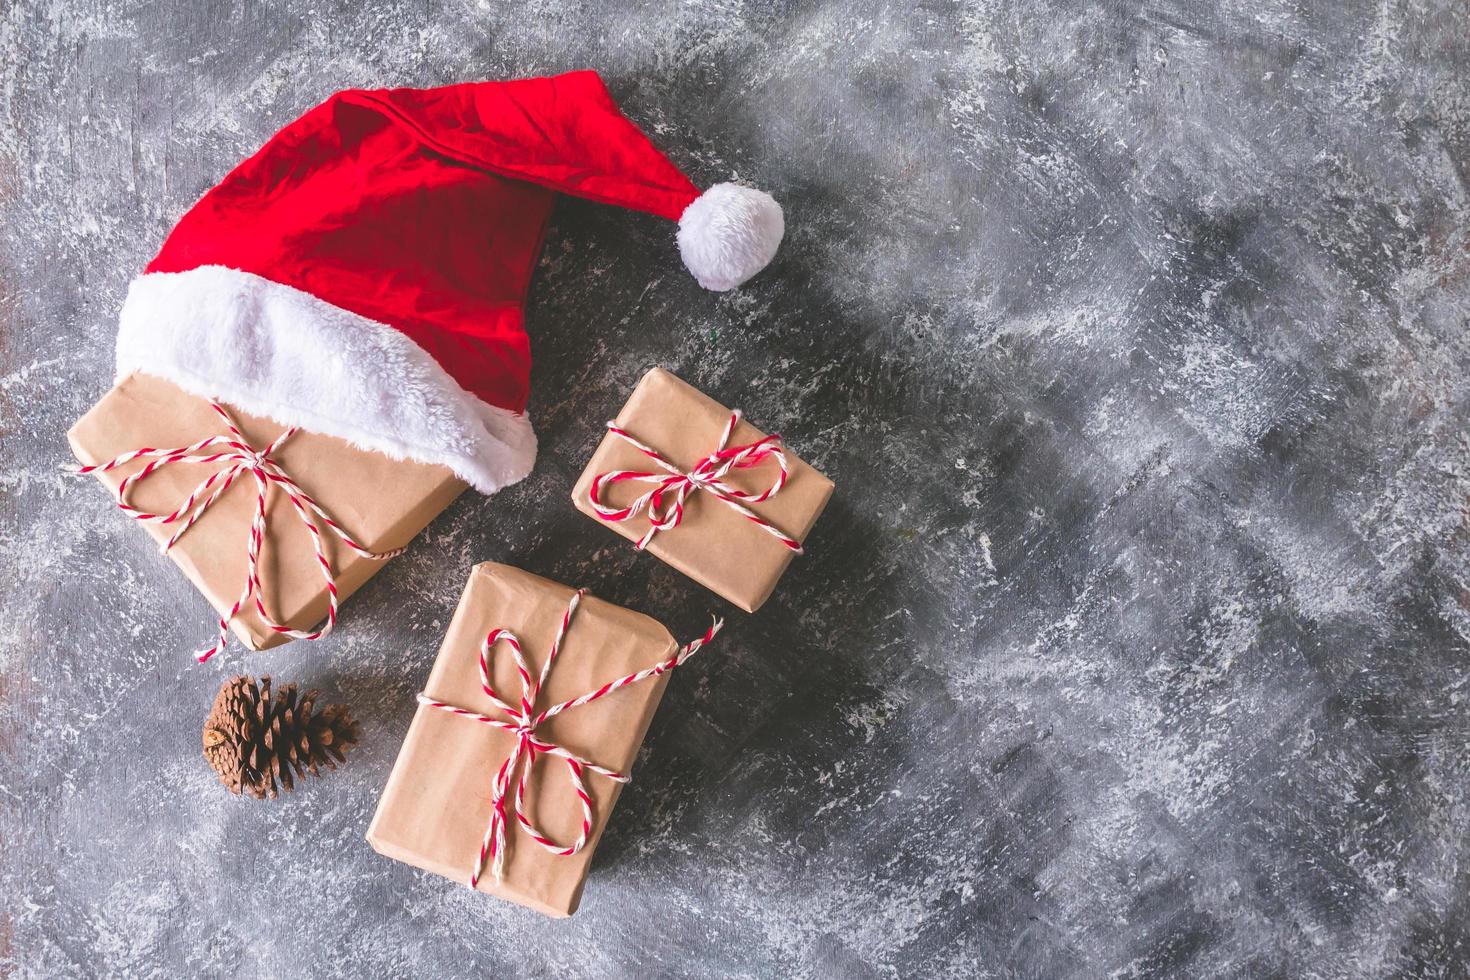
[114,71,784,494]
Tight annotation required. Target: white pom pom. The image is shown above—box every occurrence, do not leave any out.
[676,183,784,291]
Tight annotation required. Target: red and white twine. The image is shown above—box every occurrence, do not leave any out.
[416,590,722,888]
[588,410,803,553]
[70,400,401,663]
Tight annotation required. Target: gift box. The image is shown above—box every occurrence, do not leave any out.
[572,367,834,612]
[67,373,466,653]
[367,562,704,917]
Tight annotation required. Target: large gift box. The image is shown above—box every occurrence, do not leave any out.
[67,373,466,654]
[572,368,834,612]
[367,562,706,917]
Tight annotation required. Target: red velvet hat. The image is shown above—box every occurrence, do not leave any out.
[115,71,784,493]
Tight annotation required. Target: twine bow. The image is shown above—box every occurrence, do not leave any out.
[416,590,722,887]
[70,400,401,662]
[588,410,803,553]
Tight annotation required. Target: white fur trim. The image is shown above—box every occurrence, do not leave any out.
[114,266,536,495]
[676,183,784,291]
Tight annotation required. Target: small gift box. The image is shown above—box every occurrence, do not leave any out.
[571,368,834,613]
[367,562,719,917]
[67,373,466,657]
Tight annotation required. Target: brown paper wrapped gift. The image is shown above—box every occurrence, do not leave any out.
[572,367,834,613]
[367,562,685,917]
[67,373,466,651]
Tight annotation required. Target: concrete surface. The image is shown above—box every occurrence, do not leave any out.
[3,1,1469,977]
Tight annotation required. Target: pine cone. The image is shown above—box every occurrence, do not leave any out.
[203,675,359,799]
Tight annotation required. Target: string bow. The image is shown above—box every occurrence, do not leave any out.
[416,590,722,887]
[71,400,401,662]
[588,410,802,553]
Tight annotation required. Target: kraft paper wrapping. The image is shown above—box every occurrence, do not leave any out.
[367,562,679,917]
[66,373,466,651]
[572,367,834,612]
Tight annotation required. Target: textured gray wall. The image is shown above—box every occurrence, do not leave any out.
[3,1,1469,977]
